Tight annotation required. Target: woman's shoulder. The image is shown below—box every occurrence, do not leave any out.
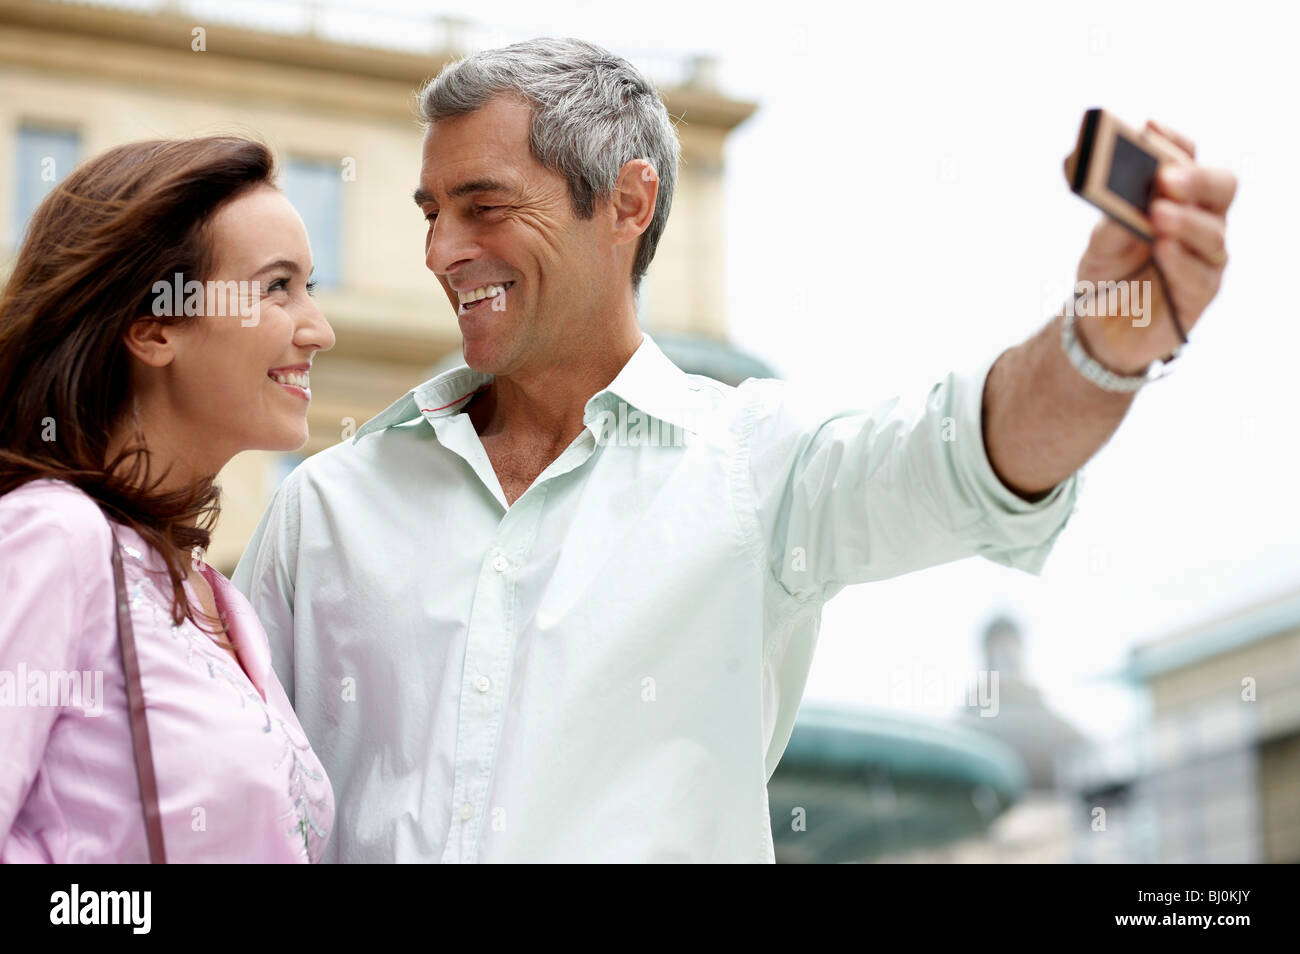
[0,479,175,587]
[0,477,116,551]
[0,479,119,656]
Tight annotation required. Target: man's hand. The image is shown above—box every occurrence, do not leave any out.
[1073,119,1238,374]
[983,119,1238,499]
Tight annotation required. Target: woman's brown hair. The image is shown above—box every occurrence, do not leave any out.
[0,135,276,639]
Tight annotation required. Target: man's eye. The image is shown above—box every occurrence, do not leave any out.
[475,205,501,214]
[424,210,438,223]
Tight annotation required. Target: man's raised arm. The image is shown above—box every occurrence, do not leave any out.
[984,119,1237,501]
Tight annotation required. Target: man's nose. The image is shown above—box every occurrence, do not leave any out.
[425,211,476,275]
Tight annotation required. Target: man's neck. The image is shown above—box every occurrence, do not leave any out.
[468,321,644,448]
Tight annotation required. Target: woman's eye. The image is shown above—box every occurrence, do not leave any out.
[265,276,313,295]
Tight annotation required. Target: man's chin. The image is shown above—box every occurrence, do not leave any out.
[460,339,507,375]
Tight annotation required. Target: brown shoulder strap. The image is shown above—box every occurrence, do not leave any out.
[108,528,167,863]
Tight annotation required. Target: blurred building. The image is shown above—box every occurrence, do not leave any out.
[825,614,1087,863]
[961,614,1085,790]
[767,701,1032,863]
[1060,585,1300,863]
[0,0,765,571]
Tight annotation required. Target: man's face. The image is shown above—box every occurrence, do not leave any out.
[416,94,611,374]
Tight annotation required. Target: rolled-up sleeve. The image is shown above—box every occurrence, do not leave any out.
[741,348,1084,604]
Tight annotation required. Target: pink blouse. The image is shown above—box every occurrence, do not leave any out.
[0,478,334,862]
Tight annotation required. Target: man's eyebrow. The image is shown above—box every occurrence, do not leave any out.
[412,179,513,206]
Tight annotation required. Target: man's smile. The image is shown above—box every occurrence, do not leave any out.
[457,281,514,314]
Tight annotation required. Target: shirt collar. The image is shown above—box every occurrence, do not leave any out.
[588,332,697,433]
[351,365,488,444]
[352,332,698,444]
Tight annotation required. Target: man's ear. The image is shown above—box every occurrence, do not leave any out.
[608,158,659,249]
[122,318,177,369]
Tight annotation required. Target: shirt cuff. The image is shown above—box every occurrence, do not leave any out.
[950,348,1085,575]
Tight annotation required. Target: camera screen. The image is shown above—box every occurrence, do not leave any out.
[1107,134,1159,213]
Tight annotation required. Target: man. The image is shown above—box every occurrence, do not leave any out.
[232,37,1235,862]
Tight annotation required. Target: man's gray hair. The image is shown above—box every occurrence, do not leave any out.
[416,37,681,293]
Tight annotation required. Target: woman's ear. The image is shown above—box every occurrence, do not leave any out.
[122,317,177,368]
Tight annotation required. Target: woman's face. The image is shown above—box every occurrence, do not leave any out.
[160,184,334,458]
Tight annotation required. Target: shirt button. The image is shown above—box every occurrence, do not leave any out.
[475,675,491,693]
[492,554,509,572]
[460,802,474,820]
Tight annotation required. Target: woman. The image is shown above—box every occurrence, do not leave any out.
[0,136,336,862]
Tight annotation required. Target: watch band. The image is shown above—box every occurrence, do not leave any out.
[1060,311,1182,393]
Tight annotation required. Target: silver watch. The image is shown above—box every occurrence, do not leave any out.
[1060,311,1182,393]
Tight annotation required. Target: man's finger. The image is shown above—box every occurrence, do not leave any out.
[1154,236,1218,323]
[1157,164,1238,214]
[1151,198,1228,265]
[1088,214,1147,260]
[1146,119,1196,161]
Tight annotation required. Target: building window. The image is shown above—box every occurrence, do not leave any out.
[282,156,342,288]
[12,124,80,246]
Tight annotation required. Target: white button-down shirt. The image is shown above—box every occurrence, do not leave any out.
[232,332,1082,862]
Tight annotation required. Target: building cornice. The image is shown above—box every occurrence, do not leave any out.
[0,0,757,130]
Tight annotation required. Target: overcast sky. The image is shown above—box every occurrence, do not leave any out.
[166,0,1300,742]
[715,0,1299,743]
